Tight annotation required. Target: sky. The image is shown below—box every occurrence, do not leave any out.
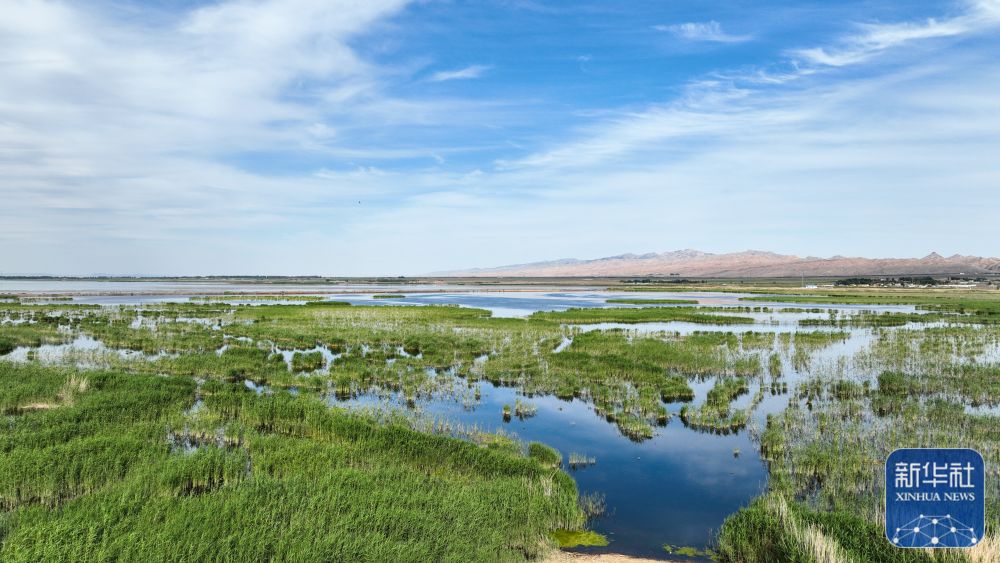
[2,0,999,275]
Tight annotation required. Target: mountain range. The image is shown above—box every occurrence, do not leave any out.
[438,250,1000,278]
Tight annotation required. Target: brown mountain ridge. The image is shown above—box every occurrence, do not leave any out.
[438,250,1000,278]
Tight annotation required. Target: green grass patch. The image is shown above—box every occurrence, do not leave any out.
[550,529,609,548]
[0,362,585,562]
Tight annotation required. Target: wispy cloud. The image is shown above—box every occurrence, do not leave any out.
[429,64,492,82]
[451,1,1000,269]
[654,21,751,43]
[0,0,427,273]
[509,2,1000,171]
[792,1,1000,67]
[2,0,1000,275]
[794,19,968,67]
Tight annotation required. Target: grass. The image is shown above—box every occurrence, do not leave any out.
[0,362,585,561]
[6,287,1000,560]
[514,398,538,418]
[721,321,1000,562]
[528,442,562,468]
[680,376,755,433]
[663,544,715,558]
[290,350,324,372]
[550,529,609,548]
[2,300,772,440]
[567,453,596,469]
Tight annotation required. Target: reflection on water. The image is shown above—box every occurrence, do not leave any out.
[2,335,176,365]
[336,378,766,559]
[0,282,981,560]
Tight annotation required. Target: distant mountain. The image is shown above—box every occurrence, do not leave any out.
[436,249,1000,277]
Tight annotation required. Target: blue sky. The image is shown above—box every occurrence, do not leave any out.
[2,0,999,275]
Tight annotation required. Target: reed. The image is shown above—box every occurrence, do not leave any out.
[567,452,596,469]
[7,288,999,561]
[0,362,585,562]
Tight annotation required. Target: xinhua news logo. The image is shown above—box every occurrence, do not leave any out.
[885,448,985,548]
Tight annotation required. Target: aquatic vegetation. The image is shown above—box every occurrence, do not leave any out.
[680,377,753,433]
[290,350,324,373]
[3,299,776,442]
[490,329,725,439]
[567,452,596,469]
[742,290,1000,322]
[578,491,606,518]
[663,544,716,558]
[768,352,782,377]
[721,316,1000,562]
[372,294,404,299]
[528,442,562,468]
[7,287,1000,560]
[0,362,585,561]
[550,529,609,548]
[514,398,537,418]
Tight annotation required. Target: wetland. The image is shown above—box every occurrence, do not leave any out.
[0,281,998,561]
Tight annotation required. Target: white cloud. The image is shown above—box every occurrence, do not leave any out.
[0,0,427,274]
[429,64,492,82]
[451,2,1000,271]
[654,21,751,43]
[508,1,1000,171]
[2,0,1000,275]
[792,2,1000,67]
[793,19,969,67]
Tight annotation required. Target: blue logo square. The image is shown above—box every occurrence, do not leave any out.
[885,448,985,548]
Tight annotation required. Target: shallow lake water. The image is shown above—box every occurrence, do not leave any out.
[0,281,957,560]
[337,378,766,559]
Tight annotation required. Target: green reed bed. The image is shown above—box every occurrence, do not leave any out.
[797,310,960,328]
[483,331,698,440]
[743,291,1000,322]
[0,362,588,562]
[568,452,597,470]
[290,350,325,373]
[0,322,74,349]
[721,318,1000,562]
[680,376,757,434]
[10,292,999,560]
[4,300,820,444]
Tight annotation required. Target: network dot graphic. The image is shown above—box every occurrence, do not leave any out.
[892,515,978,548]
